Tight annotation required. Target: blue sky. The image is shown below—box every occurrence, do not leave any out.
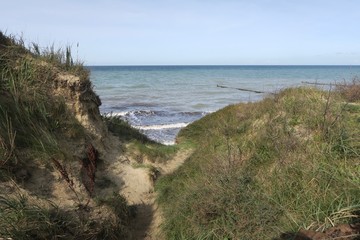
[2,0,360,65]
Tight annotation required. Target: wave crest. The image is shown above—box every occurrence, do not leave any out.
[134,122,189,130]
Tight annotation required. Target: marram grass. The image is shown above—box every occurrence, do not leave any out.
[0,31,133,239]
[156,86,360,239]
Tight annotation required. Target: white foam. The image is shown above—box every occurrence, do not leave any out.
[161,140,176,145]
[102,111,129,117]
[134,122,189,130]
[110,111,129,117]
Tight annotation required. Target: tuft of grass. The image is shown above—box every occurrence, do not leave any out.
[0,194,75,239]
[93,192,134,239]
[0,192,133,239]
[132,142,178,163]
[156,86,360,239]
[29,42,88,77]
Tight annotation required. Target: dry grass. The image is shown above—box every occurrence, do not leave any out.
[156,86,360,239]
[336,77,360,102]
[0,31,133,239]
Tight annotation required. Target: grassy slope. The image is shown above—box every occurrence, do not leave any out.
[0,32,133,239]
[156,87,360,239]
[0,32,85,178]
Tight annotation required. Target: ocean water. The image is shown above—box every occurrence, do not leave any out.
[88,65,360,145]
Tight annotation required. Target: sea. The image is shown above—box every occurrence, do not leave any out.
[88,65,360,145]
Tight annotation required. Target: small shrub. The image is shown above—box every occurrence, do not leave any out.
[336,77,360,102]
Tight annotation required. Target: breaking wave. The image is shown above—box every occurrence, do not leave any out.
[134,122,189,130]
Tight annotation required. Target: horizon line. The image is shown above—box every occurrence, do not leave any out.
[86,64,360,67]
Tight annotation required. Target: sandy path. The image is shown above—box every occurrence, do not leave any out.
[5,132,191,240]
[114,148,193,240]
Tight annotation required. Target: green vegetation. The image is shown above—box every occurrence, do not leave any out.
[0,31,84,177]
[0,193,132,239]
[156,86,360,239]
[104,115,178,163]
[0,32,132,239]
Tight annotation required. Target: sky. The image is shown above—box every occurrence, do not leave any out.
[1,0,360,65]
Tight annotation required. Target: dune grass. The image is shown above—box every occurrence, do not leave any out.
[0,192,133,239]
[156,86,360,239]
[0,31,86,175]
[0,31,133,239]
